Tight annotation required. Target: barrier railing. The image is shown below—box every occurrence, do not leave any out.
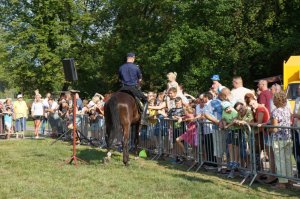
[47,113,106,146]
[138,118,300,186]
[138,118,200,167]
[139,118,161,159]
[249,124,300,186]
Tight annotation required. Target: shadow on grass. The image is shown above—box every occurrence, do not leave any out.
[152,155,300,197]
[171,173,213,183]
[76,148,107,165]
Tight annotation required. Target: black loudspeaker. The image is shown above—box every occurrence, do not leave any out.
[63,58,78,81]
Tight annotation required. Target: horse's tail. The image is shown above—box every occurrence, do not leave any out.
[104,95,120,148]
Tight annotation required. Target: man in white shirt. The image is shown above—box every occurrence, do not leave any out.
[231,76,252,104]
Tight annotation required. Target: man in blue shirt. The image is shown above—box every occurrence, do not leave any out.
[119,52,148,124]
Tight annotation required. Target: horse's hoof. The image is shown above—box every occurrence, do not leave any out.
[134,156,139,160]
[124,162,129,166]
[103,157,110,164]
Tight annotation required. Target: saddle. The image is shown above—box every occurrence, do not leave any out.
[119,88,144,113]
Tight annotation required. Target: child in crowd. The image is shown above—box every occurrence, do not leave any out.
[233,102,254,175]
[166,97,185,155]
[95,100,105,144]
[176,106,197,163]
[4,107,13,139]
[148,98,158,120]
[89,108,99,140]
[80,99,90,114]
[220,101,238,178]
[167,72,179,93]
[168,97,184,119]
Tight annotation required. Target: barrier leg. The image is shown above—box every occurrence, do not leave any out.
[249,173,258,186]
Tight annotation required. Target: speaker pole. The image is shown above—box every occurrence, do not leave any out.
[65,90,87,166]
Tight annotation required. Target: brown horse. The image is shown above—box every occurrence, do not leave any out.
[104,91,141,166]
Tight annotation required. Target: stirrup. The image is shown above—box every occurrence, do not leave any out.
[140,103,148,126]
[140,118,148,126]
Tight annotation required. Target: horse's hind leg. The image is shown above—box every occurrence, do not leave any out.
[104,126,112,164]
[134,124,140,159]
[123,124,130,166]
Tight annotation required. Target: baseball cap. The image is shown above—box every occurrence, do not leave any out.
[127,52,135,58]
[217,86,226,93]
[211,74,220,81]
[17,94,23,99]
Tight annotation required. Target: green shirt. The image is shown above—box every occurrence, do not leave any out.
[222,109,238,123]
[237,108,253,123]
[222,109,238,129]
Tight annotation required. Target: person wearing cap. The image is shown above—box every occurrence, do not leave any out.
[220,101,239,178]
[211,74,223,95]
[13,94,28,132]
[119,52,148,124]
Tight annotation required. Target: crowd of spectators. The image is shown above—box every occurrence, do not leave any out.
[146,73,300,189]
[0,90,108,142]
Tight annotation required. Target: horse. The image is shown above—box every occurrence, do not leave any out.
[104,91,141,166]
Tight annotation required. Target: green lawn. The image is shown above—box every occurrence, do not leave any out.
[0,139,299,199]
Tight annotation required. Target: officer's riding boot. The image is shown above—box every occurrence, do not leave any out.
[140,102,148,126]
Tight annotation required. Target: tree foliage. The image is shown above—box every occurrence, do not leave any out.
[0,0,300,98]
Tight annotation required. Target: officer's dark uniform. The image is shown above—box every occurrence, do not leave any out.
[119,53,148,125]
[118,54,147,103]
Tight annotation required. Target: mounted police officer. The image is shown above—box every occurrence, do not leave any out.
[119,52,148,125]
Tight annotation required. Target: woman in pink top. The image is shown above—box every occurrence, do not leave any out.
[176,106,197,162]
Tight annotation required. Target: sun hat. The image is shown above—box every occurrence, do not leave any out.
[211,74,220,81]
[217,86,226,93]
[222,101,232,110]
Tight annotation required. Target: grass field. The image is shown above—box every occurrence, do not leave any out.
[0,139,299,199]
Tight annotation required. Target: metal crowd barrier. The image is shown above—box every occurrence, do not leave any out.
[47,113,106,146]
[44,111,300,186]
[249,124,300,186]
[138,118,161,159]
[138,118,200,169]
[138,118,300,186]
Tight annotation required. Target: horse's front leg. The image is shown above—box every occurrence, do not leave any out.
[123,124,130,166]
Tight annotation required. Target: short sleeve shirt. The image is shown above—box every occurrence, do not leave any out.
[168,107,184,118]
[210,98,223,120]
[255,106,270,123]
[271,106,291,140]
[222,109,238,124]
[237,108,254,123]
[258,90,273,113]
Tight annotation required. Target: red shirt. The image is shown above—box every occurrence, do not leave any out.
[258,90,273,113]
[255,105,270,123]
